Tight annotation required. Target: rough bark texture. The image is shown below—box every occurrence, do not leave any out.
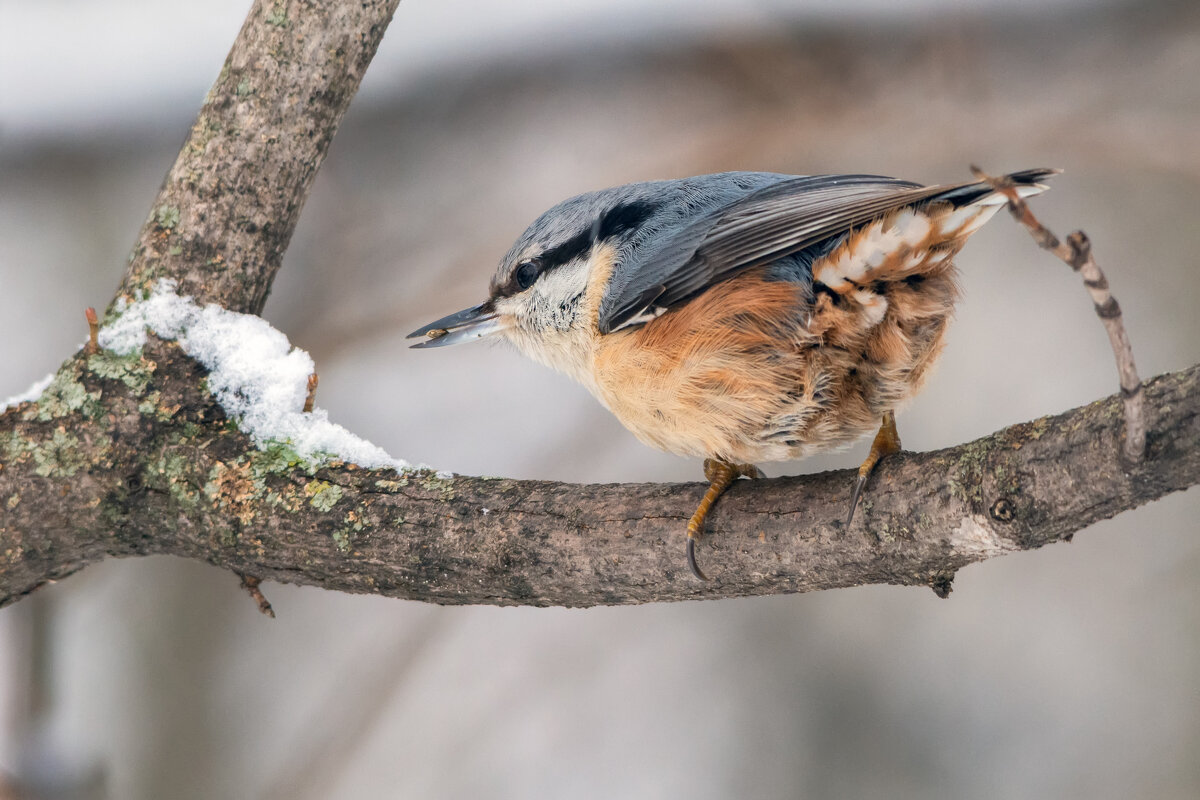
[116,0,401,315]
[2,0,1196,610]
[1,347,1197,608]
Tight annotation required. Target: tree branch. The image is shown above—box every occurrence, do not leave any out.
[1,337,1197,608]
[116,0,401,314]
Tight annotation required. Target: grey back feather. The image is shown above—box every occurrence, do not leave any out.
[500,169,1055,334]
[595,168,1056,333]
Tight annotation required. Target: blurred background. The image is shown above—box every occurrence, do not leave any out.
[2,0,1199,797]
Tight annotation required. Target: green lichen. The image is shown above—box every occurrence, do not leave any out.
[417,470,456,501]
[374,477,408,491]
[0,434,20,463]
[265,3,290,27]
[219,527,239,548]
[137,391,163,417]
[945,438,994,507]
[306,480,343,512]
[155,205,181,230]
[236,79,253,97]
[31,371,102,422]
[306,451,343,469]
[87,351,155,395]
[147,452,200,510]
[333,509,374,554]
[249,441,307,478]
[237,440,336,479]
[267,484,305,514]
[33,429,90,478]
[332,527,351,553]
[172,422,201,443]
[201,471,223,503]
[185,116,223,158]
[1,431,33,464]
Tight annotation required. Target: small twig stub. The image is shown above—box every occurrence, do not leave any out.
[238,573,276,618]
[304,373,319,413]
[84,307,100,355]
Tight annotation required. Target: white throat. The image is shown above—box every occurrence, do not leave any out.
[497,245,616,399]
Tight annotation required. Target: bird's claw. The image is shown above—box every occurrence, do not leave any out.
[686,459,761,581]
[846,472,869,527]
[686,537,709,582]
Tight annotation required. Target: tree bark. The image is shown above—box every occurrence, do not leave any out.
[116,0,402,315]
[2,341,1197,608]
[2,0,1197,610]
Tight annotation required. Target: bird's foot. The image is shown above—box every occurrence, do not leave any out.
[686,459,762,581]
[846,410,901,527]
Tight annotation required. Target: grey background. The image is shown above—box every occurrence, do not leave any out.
[1,0,1198,797]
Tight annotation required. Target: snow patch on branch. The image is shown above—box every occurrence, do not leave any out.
[99,281,414,473]
[0,373,55,413]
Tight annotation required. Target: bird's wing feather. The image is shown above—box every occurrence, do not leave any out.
[598,169,1056,333]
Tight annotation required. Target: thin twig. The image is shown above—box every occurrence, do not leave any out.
[84,308,100,355]
[236,573,275,618]
[303,373,319,413]
[971,165,1145,463]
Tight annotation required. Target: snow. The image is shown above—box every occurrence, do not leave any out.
[0,373,55,414]
[99,281,415,473]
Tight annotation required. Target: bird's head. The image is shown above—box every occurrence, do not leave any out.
[408,185,665,381]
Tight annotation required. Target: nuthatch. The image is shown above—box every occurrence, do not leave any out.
[410,168,1056,580]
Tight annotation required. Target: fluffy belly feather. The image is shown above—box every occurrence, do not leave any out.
[593,209,964,463]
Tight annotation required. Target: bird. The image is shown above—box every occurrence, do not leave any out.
[408,167,1056,580]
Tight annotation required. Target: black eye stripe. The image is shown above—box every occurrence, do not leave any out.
[537,230,592,273]
[491,199,661,299]
[596,199,659,241]
[535,200,661,274]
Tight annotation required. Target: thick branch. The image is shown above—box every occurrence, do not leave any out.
[2,340,1197,609]
[115,0,401,315]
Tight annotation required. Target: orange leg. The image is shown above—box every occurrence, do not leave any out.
[846,411,901,526]
[686,458,762,581]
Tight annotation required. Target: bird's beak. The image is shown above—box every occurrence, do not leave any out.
[406,302,504,349]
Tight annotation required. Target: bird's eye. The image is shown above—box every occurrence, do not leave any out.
[515,259,541,290]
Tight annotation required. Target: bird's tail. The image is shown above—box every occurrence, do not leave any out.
[813,167,1058,294]
[933,167,1059,208]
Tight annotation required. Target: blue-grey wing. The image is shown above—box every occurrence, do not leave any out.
[597,169,1055,333]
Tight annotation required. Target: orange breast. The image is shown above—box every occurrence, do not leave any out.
[594,237,961,463]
